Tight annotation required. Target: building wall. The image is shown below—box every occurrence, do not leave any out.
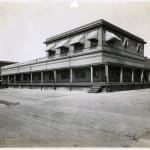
[102,52,144,68]
[102,27,144,57]
[144,58,150,69]
[0,61,16,79]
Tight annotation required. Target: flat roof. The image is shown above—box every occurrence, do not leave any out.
[44,19,146,44]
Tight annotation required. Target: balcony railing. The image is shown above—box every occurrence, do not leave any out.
[2,57,49,69]
[2,46,100,70]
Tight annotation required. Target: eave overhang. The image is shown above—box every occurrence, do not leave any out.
[44,19,146,45]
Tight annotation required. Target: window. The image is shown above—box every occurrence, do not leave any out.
[60,47,69,55]
[137,43,142,53]
[47,50,55,57]
[69,34,84,52]
[134,69,141,82]
[109,67,120,82]
[90,39,98,48]
[46,43,55,51]
[33,73,41,81]
[74,43,84,51]
[123,68,132,82]
[123,37,129,48]
[93,70,99,78]
[143,71,149,82]
[55,39,69,49]
[105,31,122,44]
[61,70,69,79]
[75,69,85,79]
[87,30,98,47]
[49,72,54,79]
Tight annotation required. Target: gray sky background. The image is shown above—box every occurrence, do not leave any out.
[0,0,150,62]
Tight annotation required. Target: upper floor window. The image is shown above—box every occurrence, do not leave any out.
[105,31,122,44]
[70,34,84,52]
[55,39,69,55]
[47,50,55,57]
[105,31,122,47]
[74,43,84,51]
[90,39,98,48]
[123,37,129,48]
[60,47,69,55]
[137,43,142,53]
[46,43,56,57]
[87,30,98,48]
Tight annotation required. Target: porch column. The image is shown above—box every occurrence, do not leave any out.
[21,74,24,83]
[132,68,134,82]
[54,70,57,83]
[141,69,144,83]
[14,74,16,84]
[30,73,33,83]
[120,67,123,83]
[90,66,93,83]
[41,72,43,83]
[105,64,109,83]
[70,68,73,83]
[7,75,10,84]
[148,71,150,82]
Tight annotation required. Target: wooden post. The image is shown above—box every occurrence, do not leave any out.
[70,68,73,91]
[141,69,143,83]
[54,70,57,83]
[148,71,150,82]
[98,27,103,46]
[54,70,57,90]
[132,68,134,83]
[14,74,16,84]
[8,75,10,84]
[41,72,43,83]
[30,73,33,83]
[105,64,109,83]
[120,67,123,83]
[21,74,23,83]
[70,68,72,83]
[90,66,93,84]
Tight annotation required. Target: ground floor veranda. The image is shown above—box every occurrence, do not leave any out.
[2,63,150,91]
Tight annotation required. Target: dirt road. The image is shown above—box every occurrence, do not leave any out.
[0,88,150,147]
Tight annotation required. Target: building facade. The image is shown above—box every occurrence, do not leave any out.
[1,19,150,92]
[0,61,16,80]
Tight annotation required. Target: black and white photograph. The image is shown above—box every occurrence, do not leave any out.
[0,0,150,148]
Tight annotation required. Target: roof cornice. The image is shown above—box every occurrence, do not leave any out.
[44,19,146,44]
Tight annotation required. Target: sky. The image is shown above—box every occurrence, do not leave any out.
[0,0,150,62]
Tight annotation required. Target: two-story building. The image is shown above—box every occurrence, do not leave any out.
[1,19,150,92]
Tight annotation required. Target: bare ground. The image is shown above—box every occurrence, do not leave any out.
[0,88,150,147]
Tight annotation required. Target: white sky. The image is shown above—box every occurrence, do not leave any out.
[0,0,150,62]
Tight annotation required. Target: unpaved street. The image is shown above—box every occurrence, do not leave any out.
[0,88,150,147]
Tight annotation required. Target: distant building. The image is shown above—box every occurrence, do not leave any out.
[0,61,16,80]
[1,19,150,92]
